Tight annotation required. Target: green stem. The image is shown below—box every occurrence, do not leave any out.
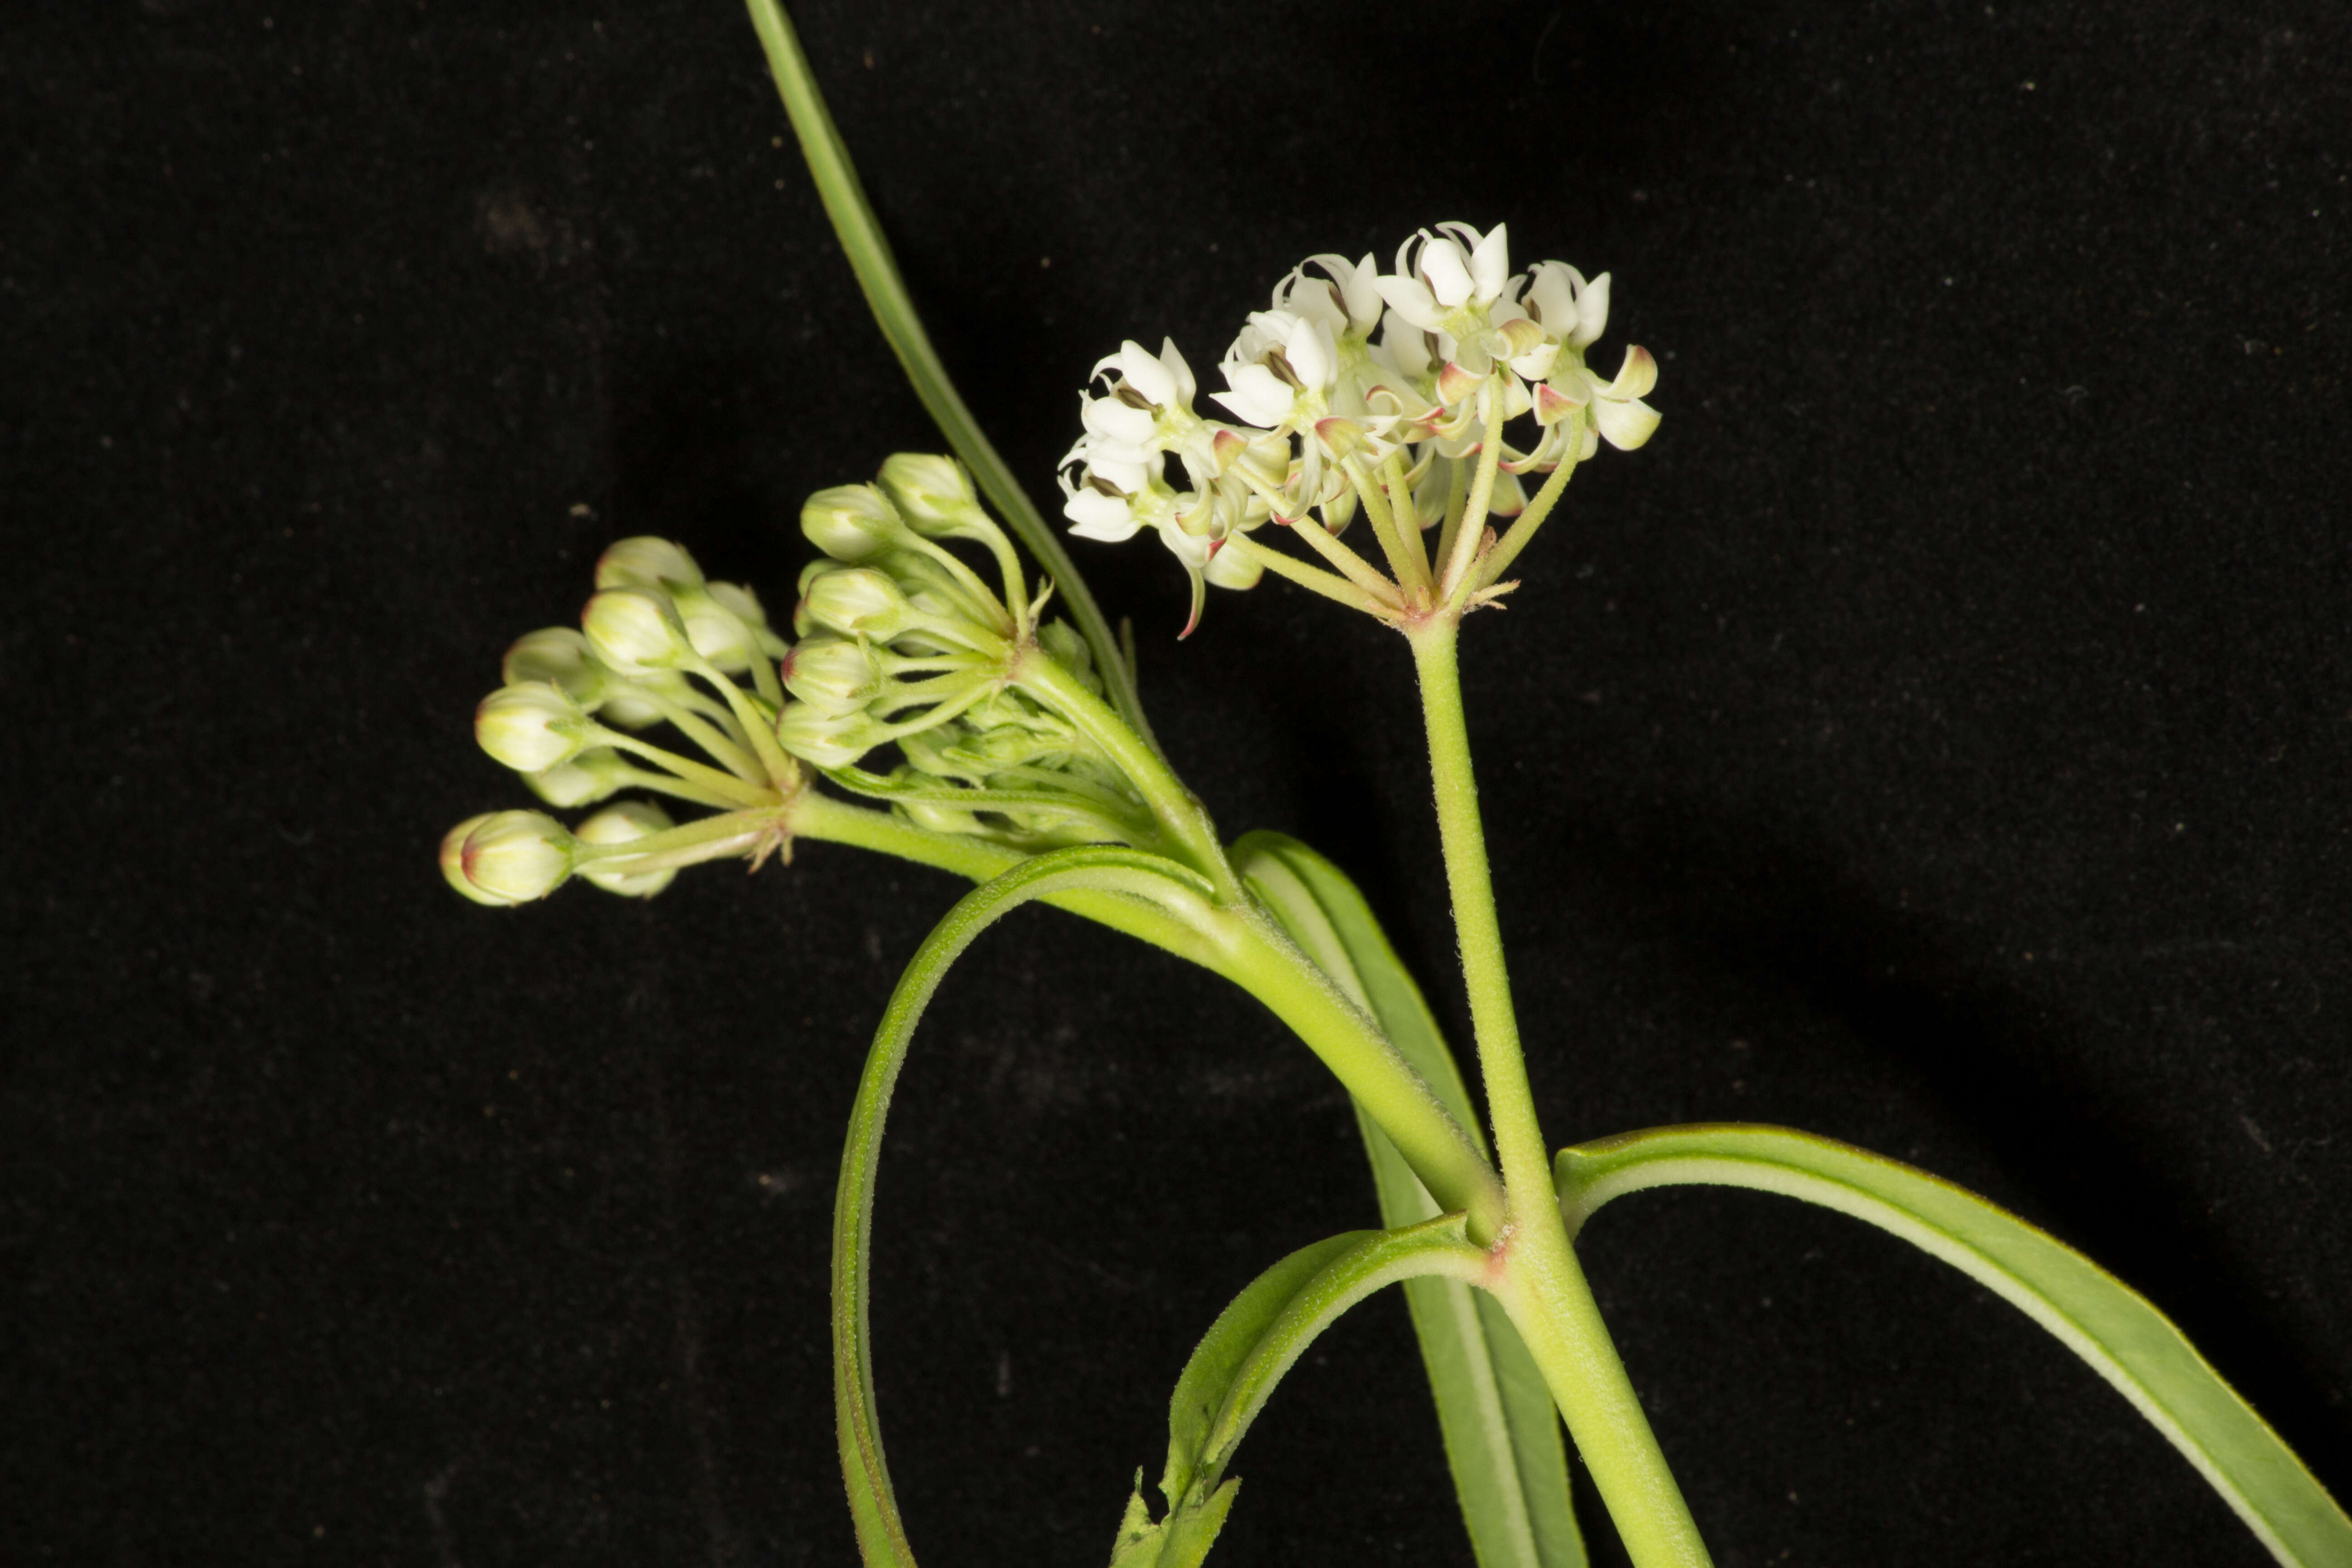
[1409,616,1711,1568]
[1478,416,1583,589]
[792,790,1500,1224]
[1010,644,1238,899]
[1210,903,1506,1236]
[742,0,1154,749]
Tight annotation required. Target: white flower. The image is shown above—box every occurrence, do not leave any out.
[1212,309,1339,432]
[1372,222,1512,337]
[1524,260,1612,351]
[1273,252,1384,341]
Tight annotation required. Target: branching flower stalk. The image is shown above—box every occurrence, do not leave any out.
[433,9,2352,1566]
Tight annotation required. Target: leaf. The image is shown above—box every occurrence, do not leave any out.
[1234,831,1588,1568]
[1112,1216,1488,1568]
[741,0,1153,745]
[1556,1122,2352,1568]
[832,848,1220,1568]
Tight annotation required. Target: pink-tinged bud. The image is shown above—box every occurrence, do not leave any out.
[595,537,705,592]
[801,484,909,563]
[582,588,694,675]
[1436,360,1485,407]
[575,800,678,899]
[441,810,574,906]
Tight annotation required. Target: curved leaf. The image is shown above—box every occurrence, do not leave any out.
[1556,1122,2352,1568]
[833,848,1220,1568]
[741,0,1152,744]
[1235,831,1587,1568]
[1114,1215,1490,1568]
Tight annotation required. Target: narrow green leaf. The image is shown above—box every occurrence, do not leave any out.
[1113,1215,1487,1568]
[1234,831,1588,1568]
[1557,1122,2352,1568]
[741,0,1153,745]
[833,848,1220,1568]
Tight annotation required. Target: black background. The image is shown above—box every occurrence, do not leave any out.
[9,1,2350,1564]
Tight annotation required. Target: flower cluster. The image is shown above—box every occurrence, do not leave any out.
[1057,223,1658,627]
[776,456,1152,849]
[441,536,804,906]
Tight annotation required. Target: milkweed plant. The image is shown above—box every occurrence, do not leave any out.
[434,6,2352,1566]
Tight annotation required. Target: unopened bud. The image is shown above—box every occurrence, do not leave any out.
[670,584,759,671]
[501,627,609,703]
[476,682,592,772]
[583,588,695,675]
[523,746,634,808]
[802,484,910,563]
[876,453,988,538]
[775,702,888,769]
[779,634,883,716]
[801,567,916,641]
[575,800,678,898]
[596,537,705,591]
[441,809,574,906]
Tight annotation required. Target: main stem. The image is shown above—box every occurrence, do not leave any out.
[1408,616,1713,1568]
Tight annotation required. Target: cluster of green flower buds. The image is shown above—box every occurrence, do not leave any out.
[773,455,1152,850]
[441,536,802,906]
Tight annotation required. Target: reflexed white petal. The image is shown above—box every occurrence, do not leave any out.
[1421,237,1474,307]
[1120,340,1178,407]
[1063,487,1142,540]
[1210,363,1297,428]
[1159,338,1197,406]
[1605,343,1657,401]
[1468,223,1510,303]
[1155,521,1214,569]
[1572,270,1612,348]
[1592,393,1661,450]
[1372,273,1445,333]
[1510,342,1561,381]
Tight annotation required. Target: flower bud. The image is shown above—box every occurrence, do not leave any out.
[501,627,609,703]
[876,453,988,538]
[575,800,678,898]
[441,809,574,906]
[802,484,910,563]
[775,702,888,769]
[476,682,591,773]
[583,588,695,675]
[779,634,884,716]
[595,536,705,592]
[670,583,758,671]
[801,567,916,641]
[522,746,634,808]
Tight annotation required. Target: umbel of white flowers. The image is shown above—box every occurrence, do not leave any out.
[1058,221,1658,632]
